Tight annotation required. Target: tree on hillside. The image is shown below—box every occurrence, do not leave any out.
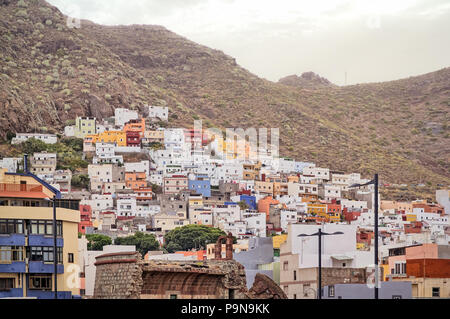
[86,234,112,251]
[71,174,90,190]
[60,137,83,152]
[163,224,235,253]
[237,200,249,211]
[19,138,47,154]
[114,232,160,257]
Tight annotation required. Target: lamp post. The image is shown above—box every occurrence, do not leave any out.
[298,229,343,299]
[349,173,379,299]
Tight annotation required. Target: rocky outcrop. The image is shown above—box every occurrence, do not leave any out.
[247,273,287,299]
[278,72,335,89]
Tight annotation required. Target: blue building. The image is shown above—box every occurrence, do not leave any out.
[239,195,257,210]
[0,165,81,299]
[188,175,211,197]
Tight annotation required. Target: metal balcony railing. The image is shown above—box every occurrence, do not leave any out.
[0,183,43,193]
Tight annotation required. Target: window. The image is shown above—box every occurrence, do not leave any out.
[328,285,335,297]
[293,270,297,281]
[28,247,63,263]
[432,287,440,297]
[68,253,74,263]
[170,294,177,299]
[29,220,62,236]
[29,274,52,290]
[283,261,288,271]
[0,219,24,234]
[0,278,14,290]
[0,246,23,264]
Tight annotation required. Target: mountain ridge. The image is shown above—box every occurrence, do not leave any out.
[0,0,448,199]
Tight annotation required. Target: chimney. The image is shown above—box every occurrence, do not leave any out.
[23,154,29,173]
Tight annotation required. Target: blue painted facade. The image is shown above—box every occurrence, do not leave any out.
[239,195,257,210]
[224,202,238,206]
[188,178,211,197]
[28,262,64,274]
[0,261,26,273]
[26,290,72,299]
[0,234,26,246]
[0,288,23,298]
[28,235,63,247]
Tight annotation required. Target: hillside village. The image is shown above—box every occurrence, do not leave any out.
[0,104,449,299]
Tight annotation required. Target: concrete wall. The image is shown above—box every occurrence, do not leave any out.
[322,281,412,299]
[233,237,274,288]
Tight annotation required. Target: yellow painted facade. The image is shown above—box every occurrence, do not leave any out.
[74,117,96,139]
[307,202,327,216]
[89,131,127,146]
[272,234,288,249]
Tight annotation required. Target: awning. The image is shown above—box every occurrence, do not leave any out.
[331,255,354,261]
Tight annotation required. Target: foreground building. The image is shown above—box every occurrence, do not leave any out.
[0,167,81,299]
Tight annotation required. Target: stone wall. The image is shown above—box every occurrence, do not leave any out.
[321,267,367,286]
[93,251,143,299]
[93,252,252,299]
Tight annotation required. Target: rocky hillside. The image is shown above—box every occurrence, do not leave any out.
[278,72,335,89]
[0,0,449,199]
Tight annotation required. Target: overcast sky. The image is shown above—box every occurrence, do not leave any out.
[47,0,450,85]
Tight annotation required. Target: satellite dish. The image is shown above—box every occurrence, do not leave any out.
[188,173,196,180]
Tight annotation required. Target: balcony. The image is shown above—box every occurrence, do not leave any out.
[28,235,63,247]
[0,234,26,246]
[0,183,44,193]
[0,261,26,273]
[0,288,23,298]
[28,261,64,274]
[26,290,71,299]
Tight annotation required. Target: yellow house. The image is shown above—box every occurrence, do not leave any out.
[189,195,203,207]
[273,234,288,250]
[307,202,327,217]
[90,130,127,147]
[0,168,81,299]
[74,116,96,139]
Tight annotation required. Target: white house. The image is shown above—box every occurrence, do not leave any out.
[117,194,137,217]
[148,105,169,121]
[0,157,22,173]
[115,108,138,127]
[243,211,266,237]
[283,223,373,269]
[302,166,330,181]
[12,133,58,145]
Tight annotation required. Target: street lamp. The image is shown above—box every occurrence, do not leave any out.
[298,229,343,299]
[45,196,58,299]
[349,173,379,299]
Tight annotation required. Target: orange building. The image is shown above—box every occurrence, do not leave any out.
[327,201,342,223]
[258,196,280,221]
[135,187,153,202]
[124,118,145,137]
[175,250,206,261]
[125,172,147,190]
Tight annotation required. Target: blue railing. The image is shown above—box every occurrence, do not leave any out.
[28,235,63,247]
[26,290,72,299]
[0,261,26,273]
[0,234,26,246]
[0,288,23,298]
[28,261,64,274]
